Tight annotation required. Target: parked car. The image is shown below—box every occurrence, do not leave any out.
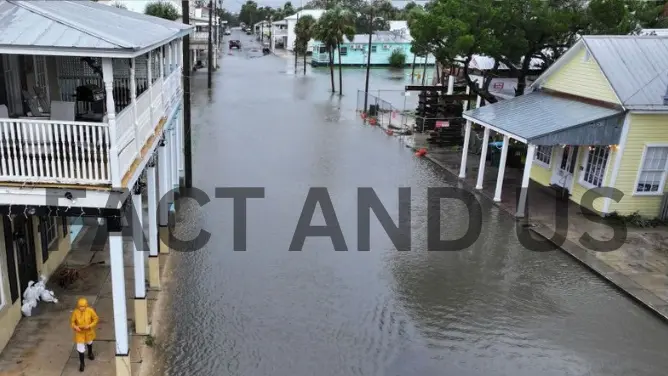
[229,40,241,49]
[246,30,252,35]
[224,29,231,35]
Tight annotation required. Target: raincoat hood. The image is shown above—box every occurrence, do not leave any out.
[77,298,88,309]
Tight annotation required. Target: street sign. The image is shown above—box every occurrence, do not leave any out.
[493,82,504,90]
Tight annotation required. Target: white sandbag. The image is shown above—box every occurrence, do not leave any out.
[40,289,57,303]
[21,298,37,316]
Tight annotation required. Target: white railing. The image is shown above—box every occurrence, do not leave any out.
[273,29,287,36]
[192,32,209,41]
[0,119,111,184]
[0,67,182,186]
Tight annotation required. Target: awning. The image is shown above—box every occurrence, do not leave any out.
[462,91,625,146]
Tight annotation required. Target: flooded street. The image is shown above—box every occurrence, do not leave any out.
[157,31,668,376]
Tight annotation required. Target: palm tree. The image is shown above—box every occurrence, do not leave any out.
[313,15,338,93]
[294,15,317,75]
[315,7,355,95]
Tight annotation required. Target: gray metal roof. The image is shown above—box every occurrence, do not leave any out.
[582,36,668,110]
[463,91,625,145]
[0,0,192,52]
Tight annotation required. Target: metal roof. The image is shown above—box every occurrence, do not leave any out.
[0,0,192,53]
[463,91,625,145]
[582,36,668,110]
[284,9,325,20]
[344,31,412,44]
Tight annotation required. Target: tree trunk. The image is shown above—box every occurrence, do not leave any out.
[411,54,416,82]
[514,53,533,96]
[462,53,498,104]
[338,44,343,95]
[303,51,307,75]
[329,47,335,93]
[421,57,427,86]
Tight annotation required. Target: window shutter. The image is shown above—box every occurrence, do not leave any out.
[40,217,49,262]
[3,218,19,303]
[61,216,68,237]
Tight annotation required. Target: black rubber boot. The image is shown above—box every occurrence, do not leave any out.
[87,344,95,360]
[78,352,85,372]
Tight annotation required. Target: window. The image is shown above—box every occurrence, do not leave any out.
[319,46,327,54]
[371,45,377,53]
[581,146,610,188]
[44,216,58,248]
[339,47,348,56]
[534,146,553,167]
[635,146,668,194]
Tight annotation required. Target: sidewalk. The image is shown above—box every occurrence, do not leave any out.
[412,134,668,320]
[0,219,169,376]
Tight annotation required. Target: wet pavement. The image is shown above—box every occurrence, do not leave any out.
[155,31,668,376]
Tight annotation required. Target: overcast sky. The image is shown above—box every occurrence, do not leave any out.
[223,0,428,13]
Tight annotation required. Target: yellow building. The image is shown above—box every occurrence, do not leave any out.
[461,35,668,218]
[0,217,71,351]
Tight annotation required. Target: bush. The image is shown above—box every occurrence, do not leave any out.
[388,49,407,68]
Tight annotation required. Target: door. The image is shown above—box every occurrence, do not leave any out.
[551,146,579,189]
[12,216,38,293]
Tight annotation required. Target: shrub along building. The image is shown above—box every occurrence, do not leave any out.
[0,1,192,375]
[311,30,435,67]
[459,35,668,219]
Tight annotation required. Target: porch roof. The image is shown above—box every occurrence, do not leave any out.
[462,91,626,146]
[0,0,193,58]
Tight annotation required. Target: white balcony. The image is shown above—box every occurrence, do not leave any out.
[0,50,182,188]
[192,31,210,42]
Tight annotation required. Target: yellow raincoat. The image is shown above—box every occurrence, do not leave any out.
[70,298,99,344]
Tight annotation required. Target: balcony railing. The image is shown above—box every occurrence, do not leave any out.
[0,69,182,186]
[192,32,209,41]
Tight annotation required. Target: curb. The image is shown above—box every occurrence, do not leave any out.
[413,147,668,322]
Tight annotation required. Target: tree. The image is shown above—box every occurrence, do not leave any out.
[144,1,179,21]
[295,15,317,75]
[315,7,356,95]
[409,0,660,104]
[239,1,259,25]
[388,49,407,68]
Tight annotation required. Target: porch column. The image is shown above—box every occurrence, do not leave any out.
[159,47,165,108]
[516,144,536,217]
[459,120,472,178]
[132,182,149,335]
[447,75,455,95]
[463,85,471,111]
[493,135,510,202]
[158,136,170,254]
[108,218,131,376]
[167,43,173,74]
[147,156,161,289]
[148,51,154,128]
[171,120,178,189]
[130,58,140,153]
[177,39,183,70]
[102,58,121,187]
[475,127,490,190]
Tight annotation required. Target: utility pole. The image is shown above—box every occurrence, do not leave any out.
[182,0,192,188]
[294,10,300,73]
[207,0,213,88]
[213,0,218,61]
[362,5,374,113]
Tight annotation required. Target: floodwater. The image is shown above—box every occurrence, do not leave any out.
[156,31,668,376]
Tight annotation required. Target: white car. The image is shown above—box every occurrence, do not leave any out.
[224,29,231,35]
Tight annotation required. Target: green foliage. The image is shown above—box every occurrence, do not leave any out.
[408,0,662,102]
[239,1,296,25]
[144,1,179,21]
[295,15,317,53]
[388,49,407,68]
[314,6,356,93]
[608,211,664,228]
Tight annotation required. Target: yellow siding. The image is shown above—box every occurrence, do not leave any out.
[0,217,72,354]
[569,146,615,213]
[609,114,668,217]
[543,48,619,105]
[32,217,71,279]
[529,147,556,186]
[0,218,23,352]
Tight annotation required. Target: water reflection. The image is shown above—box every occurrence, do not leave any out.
[153,32,668,376]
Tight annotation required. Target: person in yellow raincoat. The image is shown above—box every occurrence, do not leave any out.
[70,298,99,372]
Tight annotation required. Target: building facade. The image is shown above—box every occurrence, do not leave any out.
[459,35,668,219]
[310,31,435,67]
[0,1,192,375]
